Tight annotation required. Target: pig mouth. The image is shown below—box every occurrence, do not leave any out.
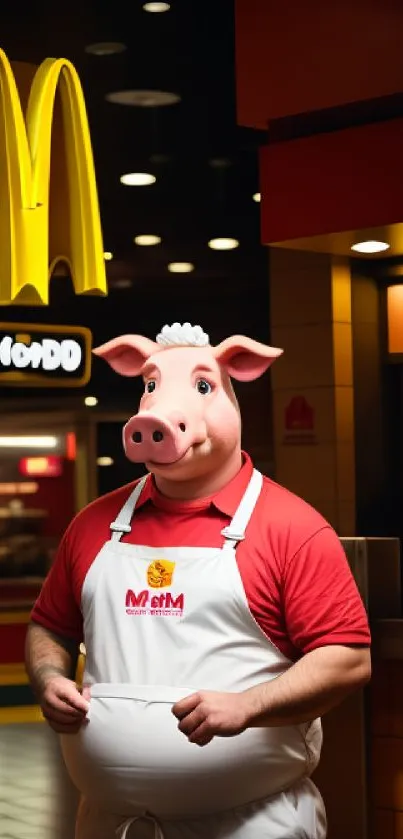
[146,441,204,469]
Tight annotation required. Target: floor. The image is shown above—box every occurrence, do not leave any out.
[0,722,78,839]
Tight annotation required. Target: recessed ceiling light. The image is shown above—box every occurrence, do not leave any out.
[253,192,261,203]
[84,396,98,407]
[143,2,170,11]
[85,42,127,56]
[149,153,171,165]
[150,153,172,166]
[351,240,390,254]
[168,262,195,273]
[120,172,156,186]
[111,278,133,289]
[134,235,162,246]
[104,251,113,261]
[106,90,181,107]
[208,238,239,251]
[97,456,114,467]
[208,157,233,169]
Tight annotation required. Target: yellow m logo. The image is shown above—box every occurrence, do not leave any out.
[0,50,107,305]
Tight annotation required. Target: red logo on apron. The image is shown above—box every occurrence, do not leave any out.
[125,586,184,617]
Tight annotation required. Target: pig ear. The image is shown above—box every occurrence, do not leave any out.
[213,335,283,382]
[93,335,159,377]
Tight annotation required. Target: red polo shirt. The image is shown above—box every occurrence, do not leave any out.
[31,453,370,661]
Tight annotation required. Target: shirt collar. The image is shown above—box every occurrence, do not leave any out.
[134,451,254,518]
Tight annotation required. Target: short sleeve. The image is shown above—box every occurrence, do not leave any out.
[30,530,83,641]
[283,526,371,653]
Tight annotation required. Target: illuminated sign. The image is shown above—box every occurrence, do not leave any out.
[19,456,63,477]
[0,49,107,305]
[0,323,91,387]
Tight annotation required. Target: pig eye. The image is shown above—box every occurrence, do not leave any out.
[146,380,156,393]
[196,379,212,395]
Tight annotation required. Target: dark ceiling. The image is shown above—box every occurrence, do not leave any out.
[0,0,271,406]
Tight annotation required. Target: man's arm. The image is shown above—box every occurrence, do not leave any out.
[25,622,78,692]
[244,522,372,728]
[244,643,371,727]
[25,622,89,734]
[25,525,90,733]
[173,644,370,745]
[173,524,371,746]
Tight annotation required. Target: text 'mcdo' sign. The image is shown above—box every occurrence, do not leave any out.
[0,323,92,387]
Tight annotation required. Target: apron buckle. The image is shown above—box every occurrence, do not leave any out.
[221,527,245,541]
[110,521,132,534]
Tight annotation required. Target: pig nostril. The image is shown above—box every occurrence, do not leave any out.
[153,430,164,443]
[179,423,186,433]
[133,431,142,443]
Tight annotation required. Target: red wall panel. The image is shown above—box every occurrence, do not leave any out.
[260,118,403,243]
[236,0,403,129]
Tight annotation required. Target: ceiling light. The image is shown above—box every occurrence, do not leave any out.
[120,172,156,186]
[168,262,195,273]
[253,192,261,203]
[143,2,170,11]
[0,436,58,448]
[208,238,239,251]
[351,240,390,254]
[85,42,127,56]
[111,278,133,290]
[106,90,180,107]
[97,456,114,467]
[84,396,98,407]
[208,157,233,169]
[149,153,171,165]
[134,235,162,246]
[104,251,113,261]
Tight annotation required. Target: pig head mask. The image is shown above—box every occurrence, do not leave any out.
[93,323,283,483]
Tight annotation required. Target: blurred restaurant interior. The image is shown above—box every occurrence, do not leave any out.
[1,1,403,838]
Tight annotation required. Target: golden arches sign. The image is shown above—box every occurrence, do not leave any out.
[0,49,107,305]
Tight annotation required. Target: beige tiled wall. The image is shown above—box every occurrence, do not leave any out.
[270,248,356,534]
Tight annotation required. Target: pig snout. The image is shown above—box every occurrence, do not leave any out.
[123,412,199,464]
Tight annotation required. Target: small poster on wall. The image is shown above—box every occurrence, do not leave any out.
[283,395,317,445]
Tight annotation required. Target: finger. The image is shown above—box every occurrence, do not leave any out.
[172,693,200,720]
[177,706,206,736]
[59,684,90,714]
[43,696,86,718]
[42,706,85,726]
[188,721,214,747]
[81,685,91,703]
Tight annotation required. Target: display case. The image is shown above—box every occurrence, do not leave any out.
[0,505,53,580]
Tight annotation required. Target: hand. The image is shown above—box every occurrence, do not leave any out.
[40,676,90,734]
[172,690,251,747]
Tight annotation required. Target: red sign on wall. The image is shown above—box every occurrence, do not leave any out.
[283,396,316,445]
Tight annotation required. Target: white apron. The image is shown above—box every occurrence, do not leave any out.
[61,470,326,839]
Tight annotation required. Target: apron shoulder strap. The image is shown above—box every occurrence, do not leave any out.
[110,474,149,541]
[221,469,263,547]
